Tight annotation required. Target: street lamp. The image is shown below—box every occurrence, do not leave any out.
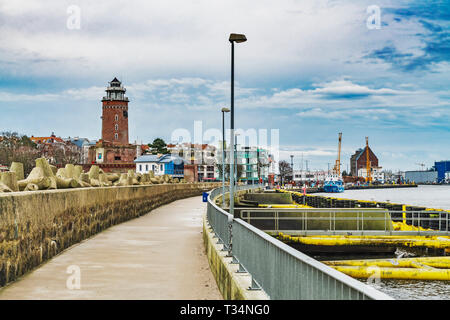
[290,155,294,184]
[234,132,240,185]
[229,33,247,217]
[221,107,230,208]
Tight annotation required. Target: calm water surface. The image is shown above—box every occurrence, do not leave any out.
[316,185,450,300]
[317,185,450,210]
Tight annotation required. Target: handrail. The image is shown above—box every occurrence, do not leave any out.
[206,186,393,300]
[240,208,449,236]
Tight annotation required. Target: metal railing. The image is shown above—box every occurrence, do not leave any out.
[206,184,262,250]
[240,209,450,236]
[206,186,393,300]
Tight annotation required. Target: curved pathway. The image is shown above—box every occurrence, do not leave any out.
[0,196,222,300]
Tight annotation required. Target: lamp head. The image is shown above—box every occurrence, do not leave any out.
[229,33,247,43]
[221,107,231,113]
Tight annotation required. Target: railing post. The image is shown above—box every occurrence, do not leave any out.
[227,214,233,257]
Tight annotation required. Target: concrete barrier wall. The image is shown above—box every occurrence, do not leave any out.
[0,182,221,287]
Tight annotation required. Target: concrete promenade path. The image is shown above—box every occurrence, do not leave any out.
[0,196,222,300]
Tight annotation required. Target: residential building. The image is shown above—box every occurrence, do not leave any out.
[30,133,81,164]
[216,144,269,183]
[167,143,216,182]
[134,154,184,178]
[63,137,96,164]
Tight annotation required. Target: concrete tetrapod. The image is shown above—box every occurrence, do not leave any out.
[35,158,57,189]
[9,162,24,181]
[56,167,81,189]
[0,171,19,192]
[17,167,51,191]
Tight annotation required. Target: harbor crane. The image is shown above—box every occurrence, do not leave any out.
[416,163,426,171]
[366,136,372,183]
[333,133,342,176]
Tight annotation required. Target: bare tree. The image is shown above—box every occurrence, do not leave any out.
[0,131,40,176]
[278,160,291,185]
[52,143,82,165]
[257,157,270,182]
[215,163,243,181]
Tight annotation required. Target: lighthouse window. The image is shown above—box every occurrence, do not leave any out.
[115,114,119,121]
[115,124,118,131]
[114,133,118,140]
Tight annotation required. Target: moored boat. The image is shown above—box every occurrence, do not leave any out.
[323,174,345,193]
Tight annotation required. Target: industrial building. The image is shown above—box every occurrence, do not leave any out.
[434,161,450,183]
[350,145,380,178]
[405,171,438,184]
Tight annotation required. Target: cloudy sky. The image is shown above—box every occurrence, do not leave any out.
[0,0,449,171]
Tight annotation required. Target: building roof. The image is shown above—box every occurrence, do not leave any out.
[31,135,65,144]
[63,137,92,148]
[354,147,378,162]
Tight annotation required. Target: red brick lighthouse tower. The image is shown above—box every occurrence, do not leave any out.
[101,77,129,145]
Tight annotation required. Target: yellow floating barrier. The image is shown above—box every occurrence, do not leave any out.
[330,265,450,281]
[323,256,450,269]
[392,221,432,232]
[258,204,313,209]
[277,232,450,249]
[305,235,448,239]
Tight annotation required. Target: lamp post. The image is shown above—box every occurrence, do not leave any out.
[290,154,294,185]
[221,107,230,208]
[229,33,247,217]
[234,132,240,185]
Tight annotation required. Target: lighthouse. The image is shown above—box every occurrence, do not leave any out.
[101,77,129,145]
[88,77,137,167]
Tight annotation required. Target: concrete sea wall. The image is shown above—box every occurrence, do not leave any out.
[202,214,269,300]
[0,182,220,287]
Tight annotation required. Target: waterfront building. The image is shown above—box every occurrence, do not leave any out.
[292,170,315,183]
[357,167,384,183]
[293,170,328,183]
[167,143,216,182]
[350,146,380,177]
[216,144,270,183]
[434,161,450,183]
[134,154,184,178]
[405,170,437,184]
